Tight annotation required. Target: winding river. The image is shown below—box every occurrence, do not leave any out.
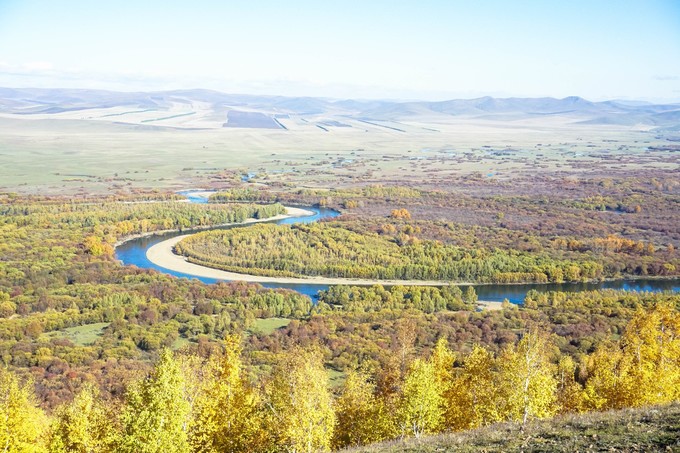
[116,192,680,302]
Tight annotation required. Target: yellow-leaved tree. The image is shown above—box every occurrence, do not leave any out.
[333,368,395,450]
[429,337,455,432]
[398,358,444,438]
[584,303,680,410]
[497,331,558,425]
[430,338,455,386]
[555,355,585,414]
[0,368,47,453]
[48,383,118,453]
[82,236,113,257]
[582,342,630,410]
[621,303,680,405]
[118,349,191,453]
[266,346,335,453]
[189,335,265,453]
[444,345,500,431]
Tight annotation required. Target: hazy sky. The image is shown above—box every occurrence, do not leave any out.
[1,0,679,101]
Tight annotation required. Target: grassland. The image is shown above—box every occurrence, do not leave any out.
[41,322,110,346]
[249,317,292,335]
[345,403,680,452]
[0,92,676,194]
[171,336,191,350]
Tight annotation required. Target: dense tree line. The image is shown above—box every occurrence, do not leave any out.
[254,288,680,374]
[0,200,284,234]
[316,284,475,312]
[191,177,680,281]
[0,198,284,290]
[0,192,677,409]
[176,222,610,282]
[208,184,422,205]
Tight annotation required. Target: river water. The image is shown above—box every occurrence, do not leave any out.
[116,193,680,302]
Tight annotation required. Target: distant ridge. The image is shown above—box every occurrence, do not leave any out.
[0,87,678,129]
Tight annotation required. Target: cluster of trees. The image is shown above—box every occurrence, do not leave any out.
[0,198,286,290]
[316,284,476,313]
[3,304,679,452]
[346,215,678,281]
[176,222,607,283]
[15,270,674,410]
[389,208,411,219]
[0,200,285,237]
[0,195,305,407]
[1,338,336,453]
[562,195,642,213]
[298,185,423,200]
[210,187,279,203]
[209,184,422,208]
[253,288,680,375]
[0,276,313,367]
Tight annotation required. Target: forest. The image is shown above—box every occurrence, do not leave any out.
[176,222,606,282]
[0,177,679,452]
[3,303,679,452]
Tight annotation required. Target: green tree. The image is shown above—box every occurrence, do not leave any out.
[463,286,478,305]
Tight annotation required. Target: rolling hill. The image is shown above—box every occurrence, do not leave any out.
[1,87,678,130]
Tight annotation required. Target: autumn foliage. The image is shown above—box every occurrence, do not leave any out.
[1,305,678,452]
[389,208,411,220]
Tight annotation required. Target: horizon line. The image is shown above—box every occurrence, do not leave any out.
[2,85,679,106]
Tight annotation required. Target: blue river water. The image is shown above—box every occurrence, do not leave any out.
[116,194,680,302]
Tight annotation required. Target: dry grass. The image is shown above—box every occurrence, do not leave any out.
[0,112,672,194]
[345,403,680,452]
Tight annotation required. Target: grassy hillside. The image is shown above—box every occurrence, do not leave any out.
[345,404,680,452]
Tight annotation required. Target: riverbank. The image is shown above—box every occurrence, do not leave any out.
[477,300,503,310]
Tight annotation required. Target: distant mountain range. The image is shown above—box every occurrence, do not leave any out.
[1,87,678,130]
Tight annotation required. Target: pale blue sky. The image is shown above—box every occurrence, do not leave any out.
[1,0,679,101]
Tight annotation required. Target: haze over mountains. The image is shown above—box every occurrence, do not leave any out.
[1,87,678,132]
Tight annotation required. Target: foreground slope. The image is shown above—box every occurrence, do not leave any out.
[345,403,680,452]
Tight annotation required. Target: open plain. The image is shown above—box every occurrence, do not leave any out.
[1,88,677,194]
